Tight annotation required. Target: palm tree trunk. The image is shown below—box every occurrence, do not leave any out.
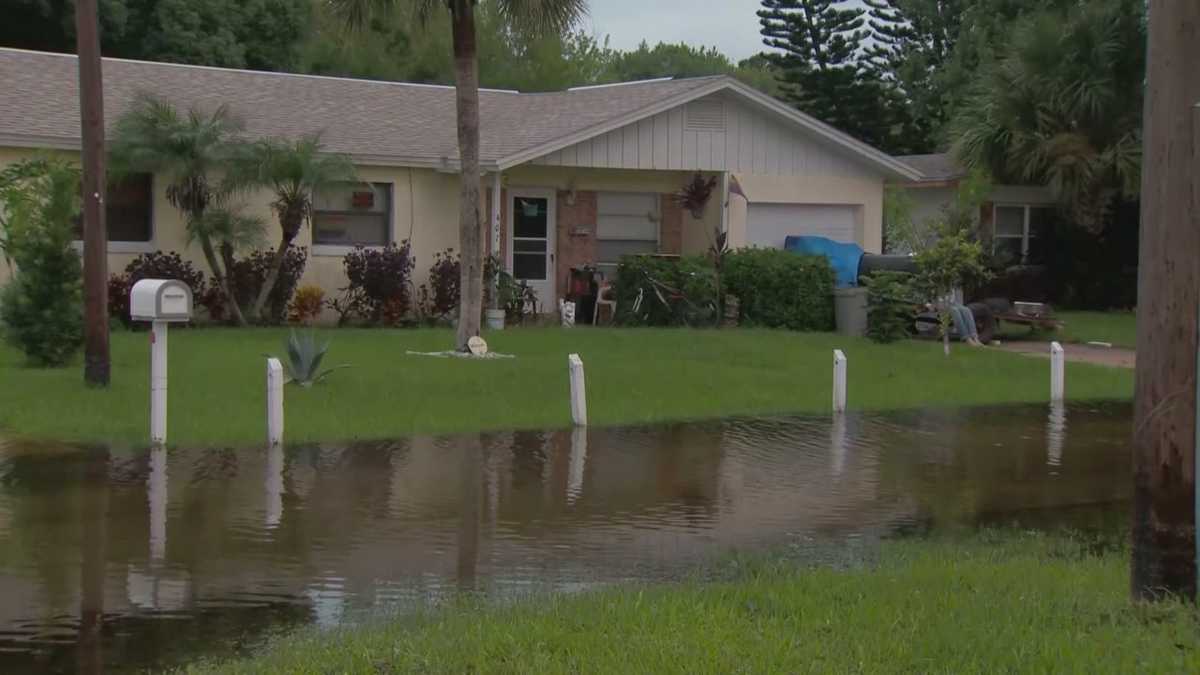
[450,1,484,351]
[253,237,290,322]
[197,234,246,326]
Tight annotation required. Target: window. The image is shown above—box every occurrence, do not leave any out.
[313,182,392,246]
[993,204,1054,264]
[596,192,659,274]
[74,173,153,243]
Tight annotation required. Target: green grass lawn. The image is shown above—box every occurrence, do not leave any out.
[185,531,1199,674]
[1058,310,1137,348]
[0,327,1133,446]
[1001,310,1137,349]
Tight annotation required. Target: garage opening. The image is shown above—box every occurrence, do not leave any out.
[745,203,859,248]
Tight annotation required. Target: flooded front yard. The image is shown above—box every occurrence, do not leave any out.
[0,402,1130,673]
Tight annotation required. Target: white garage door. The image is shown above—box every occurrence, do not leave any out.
[746,203,858,248]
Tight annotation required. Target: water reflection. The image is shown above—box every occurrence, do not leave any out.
[1047,402,1066,468]
[0,402,1131,674]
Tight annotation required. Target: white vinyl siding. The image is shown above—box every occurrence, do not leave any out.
[596,192,660,272]
[532,94,874,179]
[746,203,858,249]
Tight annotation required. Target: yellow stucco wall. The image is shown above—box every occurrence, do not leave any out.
[0,147,464,317]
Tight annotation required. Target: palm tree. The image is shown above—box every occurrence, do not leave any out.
[332,0,587,350]
[948,0,1145,232]
[109,94,251,325]
[234,136,357,321]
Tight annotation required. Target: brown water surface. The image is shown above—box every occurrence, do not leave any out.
[0,402,1130,673]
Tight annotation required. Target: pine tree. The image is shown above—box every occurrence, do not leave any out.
[758,0,894,149]
[862,0,969,152]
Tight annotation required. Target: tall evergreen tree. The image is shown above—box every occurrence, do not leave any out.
[863,0,968,152]
[758,0,893,149]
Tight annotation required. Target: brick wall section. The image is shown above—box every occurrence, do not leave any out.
[659,194,683,254]
[555,190,598,301]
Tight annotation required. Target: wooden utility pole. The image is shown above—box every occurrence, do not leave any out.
[76,0,110,387]
[1131,0,1200,601]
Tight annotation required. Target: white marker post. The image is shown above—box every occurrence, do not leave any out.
[568,353,587,426]
[267,357,284,446]
[833,349,847,413]
[150,321,168,443]
[1050,341,1065,403]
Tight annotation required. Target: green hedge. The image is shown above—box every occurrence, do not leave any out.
[613,255,718,326]
[723,248,835,331]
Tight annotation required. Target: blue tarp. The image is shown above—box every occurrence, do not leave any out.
[784,236,864,288]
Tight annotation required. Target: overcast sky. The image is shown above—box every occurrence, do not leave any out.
[584,1,870,62]
[584,0,768,61]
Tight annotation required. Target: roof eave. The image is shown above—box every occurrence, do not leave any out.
[0,132,496,172]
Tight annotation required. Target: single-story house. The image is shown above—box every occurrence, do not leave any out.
[0,47,919,314]
[893,153,1057,263]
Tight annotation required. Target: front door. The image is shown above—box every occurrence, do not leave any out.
[507,189,556,308]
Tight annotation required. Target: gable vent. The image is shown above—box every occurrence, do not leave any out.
[685,100,726,132]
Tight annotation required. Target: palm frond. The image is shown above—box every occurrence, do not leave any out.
[187,207,266,252]
[496,0,588,35]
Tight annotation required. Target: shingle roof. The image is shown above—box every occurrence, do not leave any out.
[895,153,966,183]
[0,48,720,168]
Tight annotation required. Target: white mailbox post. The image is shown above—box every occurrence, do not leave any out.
[131,280,193,444]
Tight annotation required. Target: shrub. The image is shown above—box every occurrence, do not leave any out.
[0,158,83,366]
[272,329,348,387]
[227,246,308,324]
[416,253,518,325]
[418,248,461,321]
[863,271,918,343]
[108,251,208,326]
[614,255,718,326]
[288,285,325,325]
[333,242,414,325]
[722,248,835,331]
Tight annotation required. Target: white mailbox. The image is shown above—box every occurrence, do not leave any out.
[131,279,192,322]
[130,279,192,445]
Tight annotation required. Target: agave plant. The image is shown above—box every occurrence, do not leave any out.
[276,330,348,387]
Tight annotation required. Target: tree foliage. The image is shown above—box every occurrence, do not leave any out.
[230,135,356,320]
[948,0,1145,231]
[0,158,84,366]
[0,0,309,71]
[109,94,259,324]
[758,0,894,149]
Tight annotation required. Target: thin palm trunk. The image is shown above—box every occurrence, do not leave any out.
[198,231,246,326]
[451,1,484,351]
[253,237,291,322]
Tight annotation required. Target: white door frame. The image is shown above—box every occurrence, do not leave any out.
[506,187,557,305]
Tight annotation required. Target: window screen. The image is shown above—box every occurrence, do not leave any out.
[596,192,658,267]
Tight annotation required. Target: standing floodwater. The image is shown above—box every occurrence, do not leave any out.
[0,402,1130,673]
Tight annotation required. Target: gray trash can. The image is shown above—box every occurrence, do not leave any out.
[833,287,869,337]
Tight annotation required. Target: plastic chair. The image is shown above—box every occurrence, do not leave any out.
[594,281,617,325]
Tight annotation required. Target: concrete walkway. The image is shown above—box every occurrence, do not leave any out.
[993,340,1135,369]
